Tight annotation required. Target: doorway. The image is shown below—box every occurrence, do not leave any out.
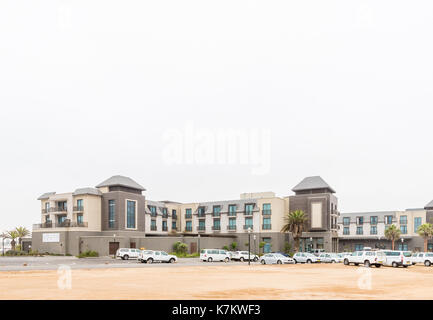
[190,242,197,254]
[109,242,120,255]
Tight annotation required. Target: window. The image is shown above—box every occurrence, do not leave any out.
[76,199,83,211]
[126,200,136,229]
[172,221,177,230]
[400,225,408,234]
[414,217,422,232]
[108,200,115,228]
[400,215,407,225]
[228,205,237,216]
[343,217,350,226]
[356,217,364,225]
[385,216,393,225]
[370,226,377,235]
[172,209,177,219]
[355,244,364,251]
[185,221,192,232]
[213,206,221,217]
[162,220,167,231]
[57,215,66,224]
[244,217,253,229]
[198,207,205,217]
[213,218,221,230]
[45,202,50,212]
[185,208,192,219]
[370,216,378,225]
[198,220,205,231]
[151,220,157,231]
[228,218,236,230]
[356,226,363,235]
[245,204,254,215]
[263,204,271,215]
[162,208,168,218]
[150,206,157,217]
[342,227,349,235]
[77,214,83,224]
[398,243,408,251]
[263,217,271,230]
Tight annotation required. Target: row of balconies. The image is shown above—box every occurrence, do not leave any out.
[33,221,88,229]
[186,210,271,220]
[42,206,84,214]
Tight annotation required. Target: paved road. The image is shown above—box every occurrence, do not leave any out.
[0,256,260,271]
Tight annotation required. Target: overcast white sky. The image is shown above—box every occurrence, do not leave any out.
[1,1,432,231]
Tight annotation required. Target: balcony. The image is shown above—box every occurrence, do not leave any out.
[185,215,192,220]
[172,215,178,220]
[42,208,50,214]
[227,225,236,231]
[197,213,206,218]
[150,213,157,218]
[262,210,272,215]
[212,226,221,231]
[197,226,206,232]
[212,213,221,217]
[150,226,157,231]
[33,221,88,229]
[49,207,67,213]
[262,224,272,230]
[243,225,254,230]
[185,227,192,232]
[162,214,168,219]
[73,206,84,212]
[228,212,237,217]
[162,227,168,232]
[244,211,253,216]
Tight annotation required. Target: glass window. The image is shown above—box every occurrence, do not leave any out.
[343,227,350,235]
[185,208,192,219]
[162,220,167,231]
[263,217,271,230]
[400,225,407,234]
[76,199,83,210]
[385,215,393,225]
[172,221,177,229]
[356,217,364,225]
[343,217,350,226]
[245,204,254,215]
[356,226,363,235]
[150,206,157,217]
[213,218,221,229]
[370,216,378,225]
[414,217,422,232]
[186,221,192,231]
[263,203,271,215]
[370,226,377,235]
[400,215,407,225]
[126,200,136,229]
[77,214,83,224]
[245,217,253,229]
[228,205,237,216]
[108,200,115,228]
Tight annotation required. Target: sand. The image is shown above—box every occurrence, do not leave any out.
[1,264,432,300]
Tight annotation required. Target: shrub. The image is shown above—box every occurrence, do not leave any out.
[231,242,237,250]
[222,245,229,251]
[77,250,99,258]
[172,241,188,255]
[284,241,294,257]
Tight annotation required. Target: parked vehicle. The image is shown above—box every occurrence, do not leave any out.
[311,249,325,256]
[138,250,177,264]
[116,248,142,260]
[292,252,319,264]
[200,249,230,262]
[230,251,259,262]
[411,252,433,267]
[343,250,385,267]
[260,253,295,265]
[380,250,412,268]
[318,253,343,263]
[273,251,291,257]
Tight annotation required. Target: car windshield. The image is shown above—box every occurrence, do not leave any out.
[403,252,412,257]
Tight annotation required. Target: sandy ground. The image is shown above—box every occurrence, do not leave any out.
[1,264,433,300]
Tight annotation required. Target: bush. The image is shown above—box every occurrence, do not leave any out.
[172,241,188,255]
[170,252,199,258]
[77,250,99,258]
[222,245,229,251]
[284,242,294,257]
[231,242,237,250]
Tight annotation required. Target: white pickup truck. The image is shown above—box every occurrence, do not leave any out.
[343,250,385,267]
[138,250,177,264]
[411,252,433,267]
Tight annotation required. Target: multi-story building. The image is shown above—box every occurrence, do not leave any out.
[338,204,433,252]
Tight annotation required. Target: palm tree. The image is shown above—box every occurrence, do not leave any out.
[385,224,401,250]
[6,230,19,251]
[15,227,30,250]
[281,210,308,253]
[417,223,433,252]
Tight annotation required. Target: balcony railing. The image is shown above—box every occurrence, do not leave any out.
[150,213,157,217]
[227,225,236,231]
[73,206,84,212]
[162,214,168,219]
[42,209,49,214]
[185,227,192,232]
[244,211,253,216]
[162,227,168,231]
[49,207,67,213]
[198,213,206,218]
[262,224,272,230]
[33,221,88,229]
[262,210,272,215]
[243,225,254,230]
[172,215,178,220]
[185,215,192,219]
[212,226,221,231]
[228,212,237,217]
[197,226,206,231]
[150,226,157,231]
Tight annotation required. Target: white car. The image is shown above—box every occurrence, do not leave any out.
[260,253,295,265]
[116,248,142,260]
[318,253,343,263]
[344,250,385,267]
[200,249,230,262]
[292,252,319,264]
[230,251,259,262]
[138,250,177,264]
[380,250,412,268]
[412,252,433,267]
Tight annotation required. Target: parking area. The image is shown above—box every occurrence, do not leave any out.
[0,256,259,271]
[1,257,433,299]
